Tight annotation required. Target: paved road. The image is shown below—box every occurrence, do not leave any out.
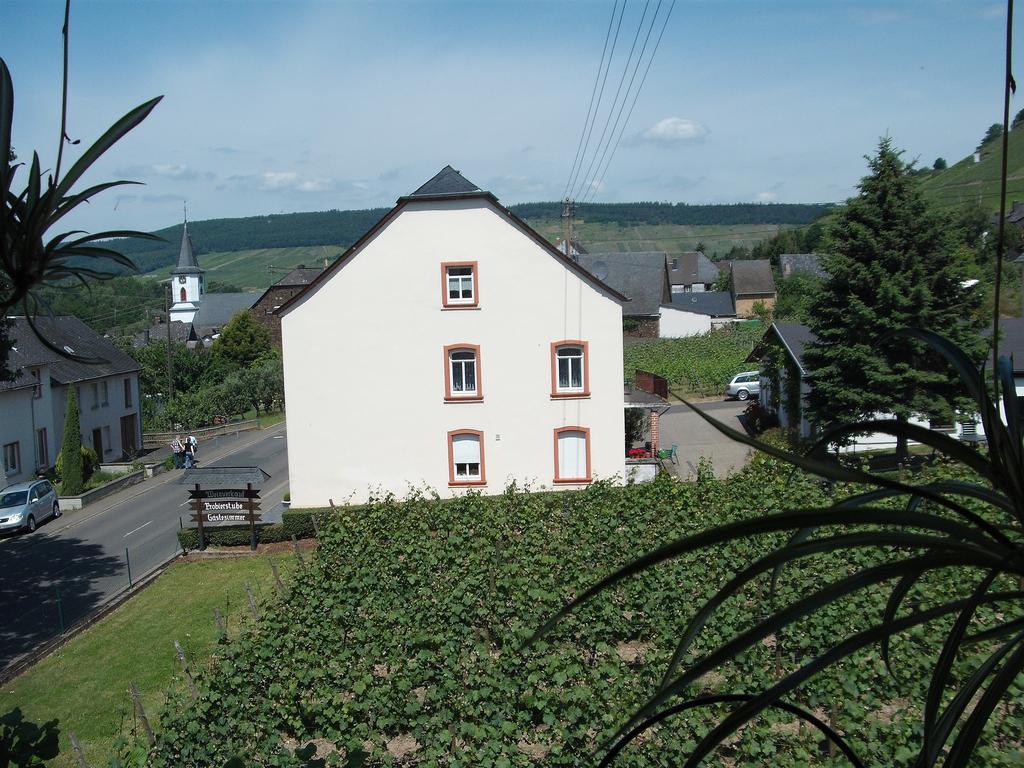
[0,423,288,672]
[659,399,752,479]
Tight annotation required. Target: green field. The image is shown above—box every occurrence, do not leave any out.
[141,245,346,291]
[918,127,1024,212]
[1,555,296,768]
[530,219,795,259]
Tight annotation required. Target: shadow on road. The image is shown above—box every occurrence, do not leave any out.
[0,530,124,670]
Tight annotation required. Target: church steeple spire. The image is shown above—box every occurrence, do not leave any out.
[172,210,203,275]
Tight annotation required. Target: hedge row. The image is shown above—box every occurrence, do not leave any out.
[176,508,336,549]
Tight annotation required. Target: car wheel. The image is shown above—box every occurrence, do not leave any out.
[52,502,61,519]
[737,389,749,401]
[26,515,36,533]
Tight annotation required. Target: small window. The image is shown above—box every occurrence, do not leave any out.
[444,344,483,401]
[124,378,133,408]
[671,258,679,270]
[554,427,591,483]
[441,262,479,308]
[31,369,41,399]
[35,428,48,469]
[91,382,100,409]
[3,442,19,474]
[448,430,485,486]
[101,381,109,406]
[551,341,590,398]
[103,426,111,453]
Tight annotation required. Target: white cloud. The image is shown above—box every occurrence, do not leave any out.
[631,117,709,147]
[755,191,778,203]
[258,171,331,193]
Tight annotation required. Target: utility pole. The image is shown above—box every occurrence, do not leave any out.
[165,281,174,403]
[561,197,575,261]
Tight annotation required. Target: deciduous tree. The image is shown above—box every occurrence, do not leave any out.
[211,311,271,370]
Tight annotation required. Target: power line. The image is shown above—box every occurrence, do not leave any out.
[579,0,664,202]
[585,0,677,203]
[572,0,652,201]
[566,1,628,199]
[563,0,620,199]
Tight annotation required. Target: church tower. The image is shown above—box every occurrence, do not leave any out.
[169,220,205,324]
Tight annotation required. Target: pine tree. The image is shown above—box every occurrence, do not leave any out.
[59,387,84,495]
[804,138,986,461]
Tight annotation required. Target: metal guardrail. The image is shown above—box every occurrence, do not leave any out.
[142,419,260,449]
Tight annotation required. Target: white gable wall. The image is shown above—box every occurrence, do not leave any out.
[282,199,624,506]
[658,306,712,338]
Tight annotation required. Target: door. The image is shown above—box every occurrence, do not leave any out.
[92,428,103,458]
[120,414,137,458]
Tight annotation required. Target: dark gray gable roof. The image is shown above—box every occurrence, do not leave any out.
[132,321,195,348]
[576,252,667,316]
[178,466,271,488]
[666,291,735,317]
[770,321,818,374]
[779,253,827,280]
[732,259,776,296]
[275,267,323,287]
[171,223,203,275]
[408,165,482,198]
[669,251,719,286]
[5,316,141,384]
[191,293,260,331]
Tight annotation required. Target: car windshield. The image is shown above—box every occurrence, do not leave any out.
[0,492,27,508]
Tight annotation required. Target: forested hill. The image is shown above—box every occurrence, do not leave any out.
[110,201,834,275]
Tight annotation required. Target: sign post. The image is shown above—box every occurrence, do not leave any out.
[247,482,257,551]
[182,467,270,553]
[194,482,205,551]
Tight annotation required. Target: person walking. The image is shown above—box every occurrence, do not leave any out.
[171,435,184,469]
[187,434,198,462]
[183,436,195,469]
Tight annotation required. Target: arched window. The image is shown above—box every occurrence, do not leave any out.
[443,344,483,400]
[447,429,485,485]
[554,427,591,483]
[550,341,590,397]
[180,287,187,302]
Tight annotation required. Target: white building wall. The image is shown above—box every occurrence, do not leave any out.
[658,307,712,338]
[51,373,142,461]
[0,387,38,486]
[282,199,625,507]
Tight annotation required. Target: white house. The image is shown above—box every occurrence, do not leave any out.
[279,166,627,506]
[659,292,738,338]
[1,317,143,487]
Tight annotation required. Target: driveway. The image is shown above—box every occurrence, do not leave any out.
[659,400,752,479]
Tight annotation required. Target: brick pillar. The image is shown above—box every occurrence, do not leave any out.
[650,410,660,454]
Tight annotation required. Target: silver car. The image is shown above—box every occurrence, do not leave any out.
[726,370,761,401]
[0,480,61,534]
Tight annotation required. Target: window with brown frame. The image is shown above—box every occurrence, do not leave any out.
[550,340,590,398]
[447,429,486,486]
[553,426,591,483]
[441,262,479,308]
[443,344,483,401]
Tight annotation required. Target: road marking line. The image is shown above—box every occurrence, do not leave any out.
[123,520,152,538]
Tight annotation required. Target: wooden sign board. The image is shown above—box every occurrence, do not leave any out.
[188,487,260,500]
[188,499,261,513]
[190,511,262,525]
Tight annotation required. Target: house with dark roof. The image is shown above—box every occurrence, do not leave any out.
[748,321,988,447]
[251,266,325,348]
[668,251,719,293]
[730,259,777,317]
[1,317,142,486]
[658,291,737,338]
[576,251,670,337]
[278,166,627,506]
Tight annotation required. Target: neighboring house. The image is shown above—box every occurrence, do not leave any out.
[279,165,627,507]
[1,317,142,487]
[668,251,719,294]
[748,321,983,448]
[576,251,670,337]
[779,253,828,280]
[730,259,776,317]
[251,266,325,349]
[167,221,259,344]
[658,292,737,338]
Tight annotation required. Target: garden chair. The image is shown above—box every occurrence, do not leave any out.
[657,443,678,465]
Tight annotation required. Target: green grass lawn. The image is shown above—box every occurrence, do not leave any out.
[1,555,296,768]
[240,408,286,428]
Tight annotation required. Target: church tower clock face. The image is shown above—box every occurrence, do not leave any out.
[178,276,186,283]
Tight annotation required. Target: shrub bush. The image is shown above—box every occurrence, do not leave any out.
[175,508,330,550]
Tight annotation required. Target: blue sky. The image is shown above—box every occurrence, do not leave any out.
[2,1,1019,232]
